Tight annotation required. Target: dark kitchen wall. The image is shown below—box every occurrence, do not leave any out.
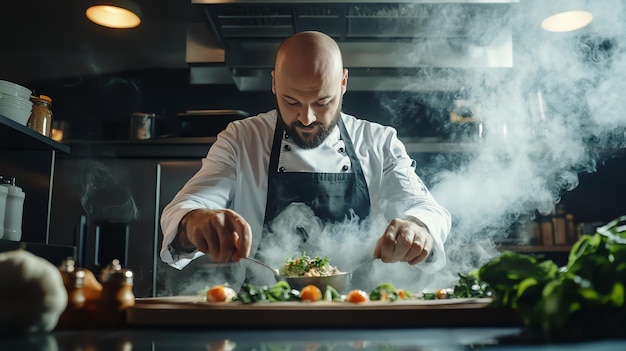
[25,68,452,141]
[24,68,272,141]
[559,154,626,224]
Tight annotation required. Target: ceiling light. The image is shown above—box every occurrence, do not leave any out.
[541,10,593,33]
[86,1,142,29]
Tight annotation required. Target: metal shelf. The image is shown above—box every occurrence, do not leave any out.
[498,245,572,253]
[402,141,480,153]
[0,114,69,153]
[60,138,217,159]
[0,240,76,266]
[58,137,479,159]
[0,114,70,244]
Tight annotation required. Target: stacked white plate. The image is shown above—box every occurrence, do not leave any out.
[0,80,33,125]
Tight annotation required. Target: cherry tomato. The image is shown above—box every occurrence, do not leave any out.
[346,289,369,303]
[207,285,228,302]
[436,288,450,299]
[300,285,322,302]
[207,285,236,302]
[397,288,407,300]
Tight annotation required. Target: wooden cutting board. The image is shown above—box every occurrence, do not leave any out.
[127,296,522,328]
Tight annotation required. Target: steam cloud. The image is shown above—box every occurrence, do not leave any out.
[256,0,626,291]
[78,160,140,223]
[163,1,626,294]
[378,0,626,288]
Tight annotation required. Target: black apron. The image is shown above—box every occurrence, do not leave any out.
[262,116,371,238]
[245,115,373,287]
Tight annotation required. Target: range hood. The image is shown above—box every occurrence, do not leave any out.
[188,0,518,92]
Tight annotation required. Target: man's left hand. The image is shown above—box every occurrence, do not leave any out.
[374,218,432,265]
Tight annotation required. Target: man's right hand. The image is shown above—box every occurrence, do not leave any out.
[176,209,252,263]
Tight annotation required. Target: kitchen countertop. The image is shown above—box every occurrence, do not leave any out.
[126,296,521,329]
[1,297,623,349]
[1,327,625,350]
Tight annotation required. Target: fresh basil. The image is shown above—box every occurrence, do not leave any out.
[452,215,626,341]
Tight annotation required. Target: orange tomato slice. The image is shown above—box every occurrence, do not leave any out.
[207,285,228,302]
[397,288,407,300]
[346,289,369,303]
[300,285,322,302]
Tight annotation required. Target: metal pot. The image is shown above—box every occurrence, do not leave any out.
[129,112,159,140]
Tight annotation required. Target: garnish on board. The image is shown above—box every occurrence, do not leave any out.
[197,281,454,304]
[198,284,237,303]
[197,254,479,304]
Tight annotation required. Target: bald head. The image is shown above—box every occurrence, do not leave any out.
[271,31,348,149]
[274,31,344,85]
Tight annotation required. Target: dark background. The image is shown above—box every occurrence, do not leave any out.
[24,68,455,141]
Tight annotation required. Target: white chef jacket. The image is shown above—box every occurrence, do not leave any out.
[160,110,451,277]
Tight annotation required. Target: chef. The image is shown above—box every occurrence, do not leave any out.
[160,31,451,288]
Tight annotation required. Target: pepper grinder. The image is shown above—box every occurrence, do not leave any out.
[0,177,25,241]
[93,259,135,327]
[56,257,87,330]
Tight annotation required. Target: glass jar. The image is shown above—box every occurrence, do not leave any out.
[27,95,53,137]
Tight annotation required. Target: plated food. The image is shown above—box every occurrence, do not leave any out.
[273,253,352,292]
[278,253,342,277]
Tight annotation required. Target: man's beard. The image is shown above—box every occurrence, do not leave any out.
[276,100,342,149]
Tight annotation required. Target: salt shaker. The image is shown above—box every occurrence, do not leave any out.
[0,177,25,241]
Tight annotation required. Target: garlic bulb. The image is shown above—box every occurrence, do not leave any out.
[0,250,68,333]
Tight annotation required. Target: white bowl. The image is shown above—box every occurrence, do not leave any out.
[0,80,32,99]
[0,104,32,125]
[0,94,33,108]
[0,101,33,112]
[0,95,32,103]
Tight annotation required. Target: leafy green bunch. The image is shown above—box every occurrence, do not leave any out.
[234,281,300,303]
[454,215,626,341]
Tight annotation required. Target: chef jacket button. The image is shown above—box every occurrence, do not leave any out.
[283,144,291,151]
[411,160,416,167]
[338,147,345,154]
[279,167,286,172]
[342,165,349,172]
[284,133,290,140]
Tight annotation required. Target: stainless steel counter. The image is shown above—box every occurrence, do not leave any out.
[1,327,625,350]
